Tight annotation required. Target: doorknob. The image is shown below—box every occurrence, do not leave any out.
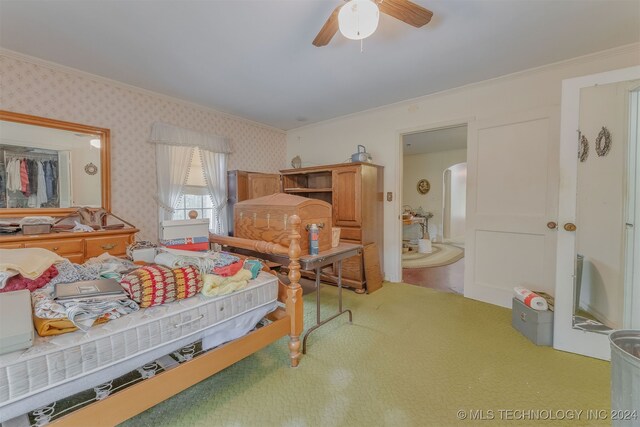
[547,221,557,230]
[563,223,577,232]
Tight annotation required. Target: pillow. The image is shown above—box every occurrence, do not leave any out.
[120,264,202,308]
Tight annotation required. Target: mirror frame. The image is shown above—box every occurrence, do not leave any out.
[0,110,111,217]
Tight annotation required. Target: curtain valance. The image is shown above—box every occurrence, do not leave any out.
[149,122,231,154]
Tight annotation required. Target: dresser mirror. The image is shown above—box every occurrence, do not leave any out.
[0,110,110,217]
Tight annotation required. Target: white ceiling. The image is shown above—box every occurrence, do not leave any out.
[403,125,467,155]
[0,0,638,130]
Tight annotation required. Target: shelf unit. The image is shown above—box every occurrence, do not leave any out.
[282,169,333,204]
[280,162,384,292]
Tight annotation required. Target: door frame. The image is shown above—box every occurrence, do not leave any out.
[393,117,474,283]
[554,65,640,360]
[625,87,640,329]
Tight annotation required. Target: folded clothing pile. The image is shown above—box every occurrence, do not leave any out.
[154,249,244,276]
[159,236,209,251]
[202,269,253,297]
[0,248,64,292]
[32,285,139,336]
[0,265,58,293]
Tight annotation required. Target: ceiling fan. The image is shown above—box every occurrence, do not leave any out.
[312,0,433,47]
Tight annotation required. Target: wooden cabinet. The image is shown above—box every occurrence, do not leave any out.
[0,228,138,264]
[332,166,362,227]
[227,170,281,234]
[280,162,383,292]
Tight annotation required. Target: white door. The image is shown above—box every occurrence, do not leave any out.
[465,107,559,307]
[554,66,640,361]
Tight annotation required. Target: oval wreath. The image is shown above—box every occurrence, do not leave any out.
[595,126,611,157]
[84,162,98,175]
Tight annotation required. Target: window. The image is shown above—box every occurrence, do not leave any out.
[171,148,222,232]
[173,186,218,230]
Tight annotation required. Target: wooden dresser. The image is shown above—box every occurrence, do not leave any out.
[227,170,281,233]
[0,228,138,263]
[280,162,384,292]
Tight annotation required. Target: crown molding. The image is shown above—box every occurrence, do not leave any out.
[289,42,640,132]
[0,48,287,135]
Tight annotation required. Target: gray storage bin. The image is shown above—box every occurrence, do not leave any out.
[609,330,640,427]
[511,297,553,346]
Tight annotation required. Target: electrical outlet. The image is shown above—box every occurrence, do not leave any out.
[386,192,393,202]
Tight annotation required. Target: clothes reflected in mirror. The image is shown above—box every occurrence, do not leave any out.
[1,151,59,209]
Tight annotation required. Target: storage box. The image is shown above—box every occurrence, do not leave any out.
[21,223,51,235]
[160,219,209,241]
[0,290,34,355]
[234,193,332,256]
[511,297,553,346]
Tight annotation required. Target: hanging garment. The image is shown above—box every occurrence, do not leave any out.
[27,159,38,195]
[7,159,21,192]
[20,159,29,196]
[44,160,54,200]
[36,160,48,207]
[51,160,59,198]
[5,159,15,191]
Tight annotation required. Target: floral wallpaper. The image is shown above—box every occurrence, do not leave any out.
[0,53,287,241]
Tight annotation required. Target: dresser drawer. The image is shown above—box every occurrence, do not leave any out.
[25,239,83,255]
[63,254,85,264]
[0,242,24,249]
[85,235,130,258]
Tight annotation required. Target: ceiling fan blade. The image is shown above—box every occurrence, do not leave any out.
[312,5,342,47]
[378,0,433,28]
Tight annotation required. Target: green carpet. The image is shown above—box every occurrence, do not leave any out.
[122,282,610,426]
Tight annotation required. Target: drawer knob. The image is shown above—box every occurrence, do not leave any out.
[52,247,59,251]
[101,243,117,250]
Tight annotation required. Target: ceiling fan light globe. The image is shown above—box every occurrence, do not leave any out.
[338,0,379,41]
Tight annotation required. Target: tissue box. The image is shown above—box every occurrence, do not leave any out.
[511,298,553,346]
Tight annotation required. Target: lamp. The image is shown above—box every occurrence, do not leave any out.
[338,0,380,40]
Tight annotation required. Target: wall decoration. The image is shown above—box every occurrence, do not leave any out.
[595,126,611,157]
[84,162,98,175]
[417,179,431,195]
[578,131,589,163]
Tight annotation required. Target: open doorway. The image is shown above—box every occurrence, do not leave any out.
[400,125,467,293]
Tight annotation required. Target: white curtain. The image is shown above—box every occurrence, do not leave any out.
[154,144,194,221]
[200,148,228,234]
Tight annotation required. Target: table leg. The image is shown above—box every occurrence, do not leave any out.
[316,266,321,325]
[302,262,353,354]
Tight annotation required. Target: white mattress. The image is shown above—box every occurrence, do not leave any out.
[0,272,277,421]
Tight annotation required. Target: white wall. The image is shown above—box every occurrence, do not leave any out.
[402,149,466,241]
[70,143,102,207]
[444,162,467,242]
[576,80,635,328]
[286,44,640,281]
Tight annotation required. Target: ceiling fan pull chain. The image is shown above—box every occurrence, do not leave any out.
[361,38,364,53]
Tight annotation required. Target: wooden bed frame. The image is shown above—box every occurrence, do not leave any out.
[51,215,304,426]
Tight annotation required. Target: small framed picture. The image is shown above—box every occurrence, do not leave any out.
[417,179,430,195]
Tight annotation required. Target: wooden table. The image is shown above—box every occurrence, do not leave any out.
[226,243,362,354]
